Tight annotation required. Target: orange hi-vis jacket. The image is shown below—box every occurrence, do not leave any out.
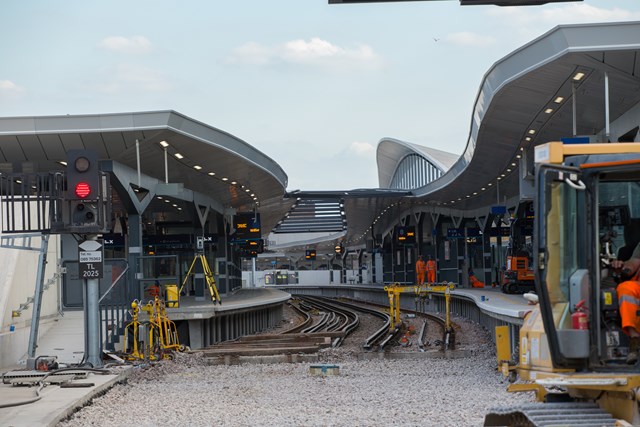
[426,259,436,272]
[617,268,640,335]
[416,260,427,274]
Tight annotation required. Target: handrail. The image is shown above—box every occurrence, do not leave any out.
[99,264,130,303]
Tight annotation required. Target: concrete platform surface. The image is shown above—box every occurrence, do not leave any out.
[0,366,131,427]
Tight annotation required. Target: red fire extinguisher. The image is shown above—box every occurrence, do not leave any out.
[572,299,589,330]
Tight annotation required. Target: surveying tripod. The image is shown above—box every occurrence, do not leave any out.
[179,252,221,304]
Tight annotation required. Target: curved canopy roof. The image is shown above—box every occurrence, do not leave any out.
[343,21,640,247]
[377,137,459,188]
[0,110,291,232]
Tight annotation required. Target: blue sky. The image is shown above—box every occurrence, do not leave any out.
[1,0,639,190]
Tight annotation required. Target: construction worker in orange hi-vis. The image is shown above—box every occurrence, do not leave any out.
[426,255,436,284]
[613,246,640,364]
[415,255,427,285]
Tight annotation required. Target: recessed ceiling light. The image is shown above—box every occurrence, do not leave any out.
[544,108,553,114]
[231,181,237,185]
[525,137,531,142]
[208,172,215,176]
[159,140,169,148]
[59,161,67,166]
[516,155,521,159]
[174,153,183,159]
[573,72,585,81]
[194,165,202,170]
[554,96,564,103]
[528,129,536,135]
[488,183,493,186]
[222,177,229,181]
[511,162,516,166]
[507,169,511,172]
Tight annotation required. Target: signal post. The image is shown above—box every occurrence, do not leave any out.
[64,150,110,367]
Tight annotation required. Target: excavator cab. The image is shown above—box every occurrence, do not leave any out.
[535,154,640,370]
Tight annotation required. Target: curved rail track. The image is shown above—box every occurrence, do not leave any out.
[197,296,456,361]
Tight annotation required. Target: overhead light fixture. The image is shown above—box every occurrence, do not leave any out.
[501,173,506,177]
[174,153,184,159]
[511,162,516,166]
[231,181,237,185]
[528,129,536,135]
[222,177,229,181]
[554,96,564,104]
[159,140,169,148]
[59,161,67,166]
[516,155,521,159]
[481,187,485,191]
[194,165,202,170]
[245,189,250,193]
[573,72,585,81]
[488,183,493,186]
[208,172,215,176]
[544,108,553,114]
[525,137,531,142]
[507,169,511,172]
[473,192,477,195]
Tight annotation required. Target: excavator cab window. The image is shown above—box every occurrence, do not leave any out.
[536,164,589,366]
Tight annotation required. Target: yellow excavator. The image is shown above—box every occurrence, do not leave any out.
[485,141,640,426]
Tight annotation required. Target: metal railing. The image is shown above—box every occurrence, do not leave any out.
[98,261,130,352]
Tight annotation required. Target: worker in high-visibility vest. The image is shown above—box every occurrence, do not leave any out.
[613,248,640,364]
[426,255,437,283]
[415,255,427,285]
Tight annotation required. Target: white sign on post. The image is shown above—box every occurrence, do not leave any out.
[79,239,104,279]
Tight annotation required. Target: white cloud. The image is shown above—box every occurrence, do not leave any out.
[99,36,152,54]
[227,42,274,65]
[226,37,382,69]
[444,32,496,48]
[349,141,375,156]
[95,64,170,94]
[0,80,23,93]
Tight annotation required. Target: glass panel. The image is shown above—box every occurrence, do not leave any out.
[544,174,578,330]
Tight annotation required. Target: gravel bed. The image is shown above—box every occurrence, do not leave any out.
[59,304,534,427]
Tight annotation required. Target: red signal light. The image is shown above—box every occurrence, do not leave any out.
[75,182,91,198]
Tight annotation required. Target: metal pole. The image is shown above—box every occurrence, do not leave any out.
[164,147,169,184]
[251,257,256,288]
[604,71,610,141]
[572,83,577,137]
[27,234,50,358]
[85,234,103,367]
[135,139,141,188]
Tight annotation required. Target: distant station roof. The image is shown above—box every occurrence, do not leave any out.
[377,137,459,189]
[0,110,291,232]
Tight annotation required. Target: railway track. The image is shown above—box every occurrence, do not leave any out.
[196,296,456,361]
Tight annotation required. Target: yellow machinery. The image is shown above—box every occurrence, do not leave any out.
[486,142,640,426]
[180,252,221,305]
[123,296,184,361]
[123,300,145,361]
[384,282,455,348]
